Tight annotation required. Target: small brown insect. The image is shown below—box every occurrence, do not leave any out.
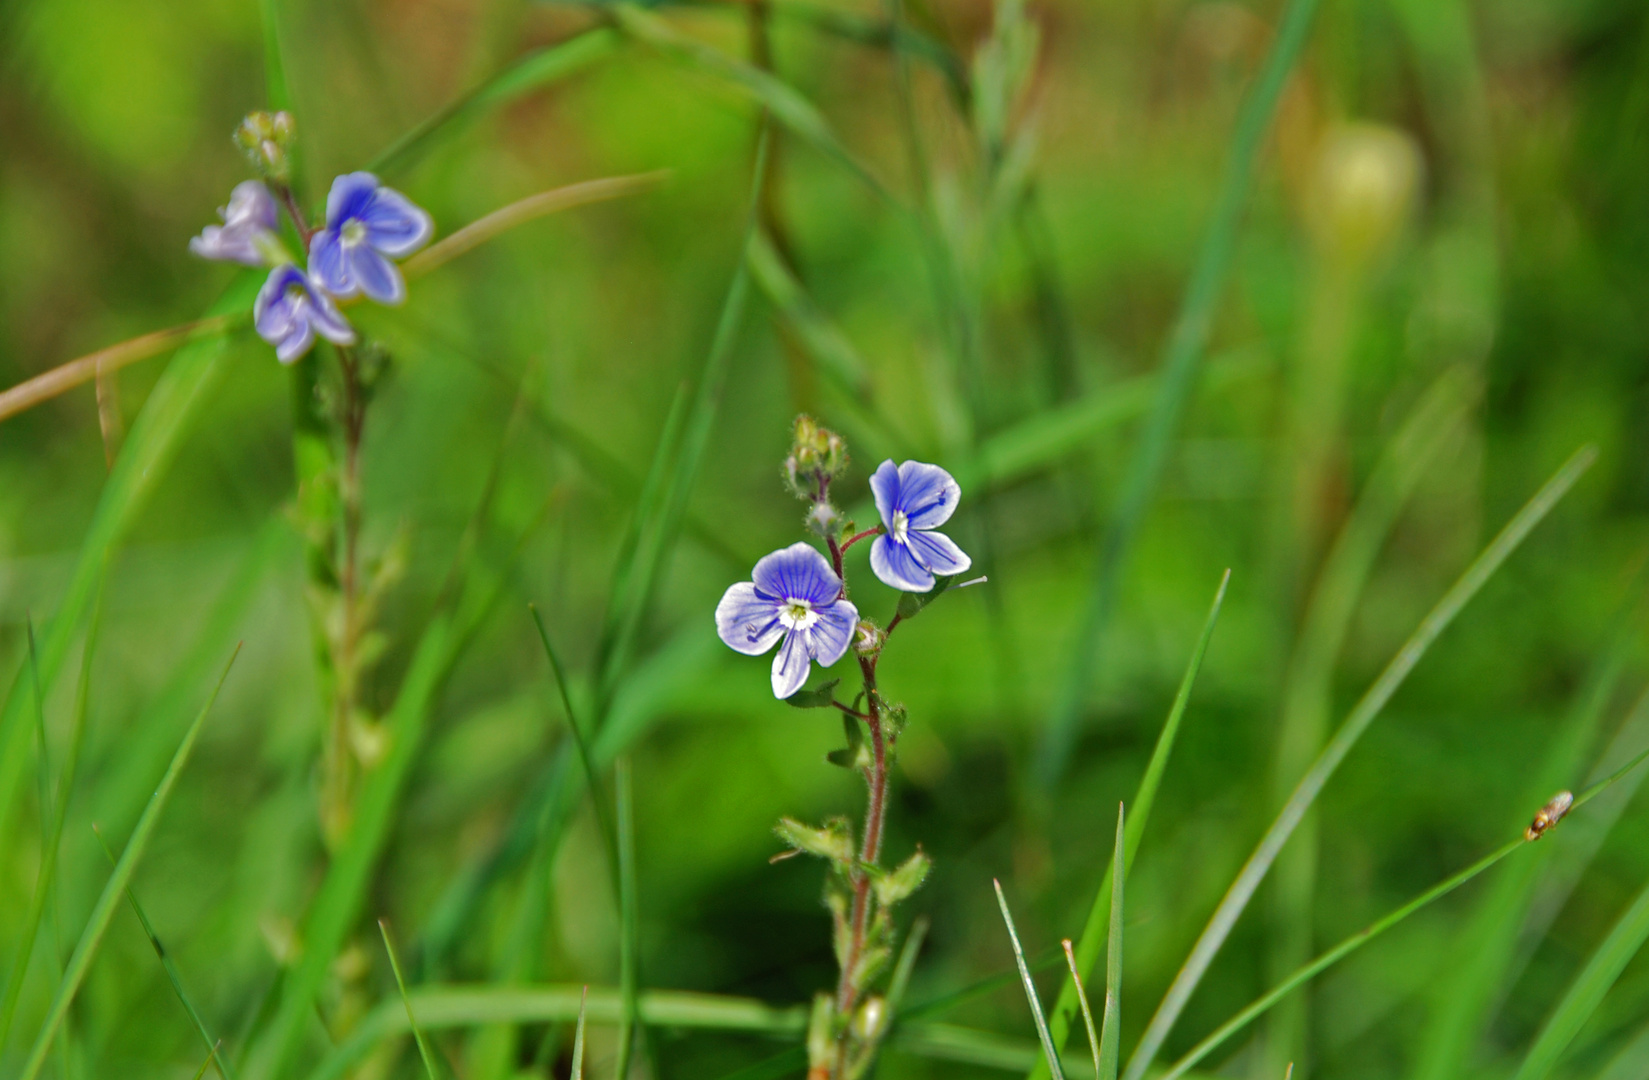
[1525,790,1574,841]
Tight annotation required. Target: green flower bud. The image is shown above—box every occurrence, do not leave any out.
[235,110,297,184]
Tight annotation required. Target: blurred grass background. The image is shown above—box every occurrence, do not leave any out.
[2,0,1649,1077]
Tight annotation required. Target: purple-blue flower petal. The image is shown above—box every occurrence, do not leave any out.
[869,533,935,593]
[716,582,785,657]
[906,528,971,576]
[751,542,842,606]
[894,460,961,529]
[771,629,813,699]
[190,182,279,266]
[253,265,355,364]
[309,228,354,296]
[806,598,859,668]
[869,459,901,534]
[360,186,434,256]
[226,180,278,232]
[349,245,406,305]
[326,172,381,229]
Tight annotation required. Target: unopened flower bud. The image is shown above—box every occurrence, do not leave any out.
[852,996,887,1042]
[805,501,841,538]
[235,110,296,184]
[786,414,851,496]
[853,620,885,657]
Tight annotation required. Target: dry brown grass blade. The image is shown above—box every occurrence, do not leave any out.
[0,315,240,425]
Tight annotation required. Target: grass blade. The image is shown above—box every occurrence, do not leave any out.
[369,29,620,177]
[17,643,240,1080]
[1033,570,1228,1079]
[380,920,442,1080]
[1410,575,1642,1080]
[995,879,1066,1080]
[1097,805,1124,1080]
[92,825,232,1080]
[1158,679,1649,1080]
[615,758,641,1080]
[531,605,619,872]
[571,987,588,1080]
[1122,445,1597,1080]
[1512,879,1649,1080]
[0,583,104,1057]
[1033,0,1324,790]
[0,277,253,855]
[1061,942,1099,1080]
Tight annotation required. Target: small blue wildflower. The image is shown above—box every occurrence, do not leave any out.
[309,172,433,305]
[254,264,356,364]
[867,460,971,593]
[189,181,280,266]
[716,542,860,699]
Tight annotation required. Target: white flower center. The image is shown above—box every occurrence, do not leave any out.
[891,509,910,544]
[778,598,820,631]
[341,220,368,247]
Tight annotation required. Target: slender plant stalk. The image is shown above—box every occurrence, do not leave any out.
[1098,806,1124,1080]
[380,920,442,1080]
[1061,942,1100,1080]
[995,880,1066,1080]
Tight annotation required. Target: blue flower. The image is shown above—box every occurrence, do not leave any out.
[868,460,971,592]
[716,542,860,699]
[189,181,280,266]
[254,265,356,364]
[309,172,433,305]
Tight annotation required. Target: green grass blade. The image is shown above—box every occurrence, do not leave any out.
[0,277,254,865]
[595,125,769,708]
[0,582,104,1057]
[92,825,232,1080]
[1594,1015,1649,1080]
[1160,835,1525,1080]
[1265,369,1470,1069]
[571,987,588,1080]
[1033,570,1228,1079]
[369,28,620,177]
[1410,578,1641,1080]
[615,758,641,1080]
[531,605,619,872]
[1033,0,1324,790]
[17,643,240,1080]
[1121,445,1596,1080]
[767,0,967,102]
[258,0,292,113]
[1512,881,1649,1080]
[1061,942,1099,1080]
[380,920,442,1080]
[193,1044,224,1080]
[1098,806,1124,1080]
[887,915,929,1015]
[995,879,1066,1080]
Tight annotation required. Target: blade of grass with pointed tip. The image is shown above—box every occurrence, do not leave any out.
[18,644,239,1080]
[380,921,442,1080]
[1158,669,1649,1080]
[0,582,104,1057]
[194,1044,224,1080]
[615,759,641,1080]
[571,987,588,1080]
[1033,0,1324,791]
[1098,806,1124,1080]
[1062,941,1100,1080]
[1121,445,1596,1080]
[995,880,1067,1080]
[1032,570,1228,1080]
[532,605,619,875]
[92,825,232,1080]
[1512,878,1649,1080]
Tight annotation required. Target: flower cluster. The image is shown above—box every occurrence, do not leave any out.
[190,113,434,363]
[716,419,971,698]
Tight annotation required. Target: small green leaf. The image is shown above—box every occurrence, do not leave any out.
[776,816,855,864]
[786,678,842,708]
[874,850,932,908]
[896,576,955,621]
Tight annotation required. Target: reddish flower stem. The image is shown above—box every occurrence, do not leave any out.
[839,525,883,553]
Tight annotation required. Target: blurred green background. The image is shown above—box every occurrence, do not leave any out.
[2,0,1649,1077]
